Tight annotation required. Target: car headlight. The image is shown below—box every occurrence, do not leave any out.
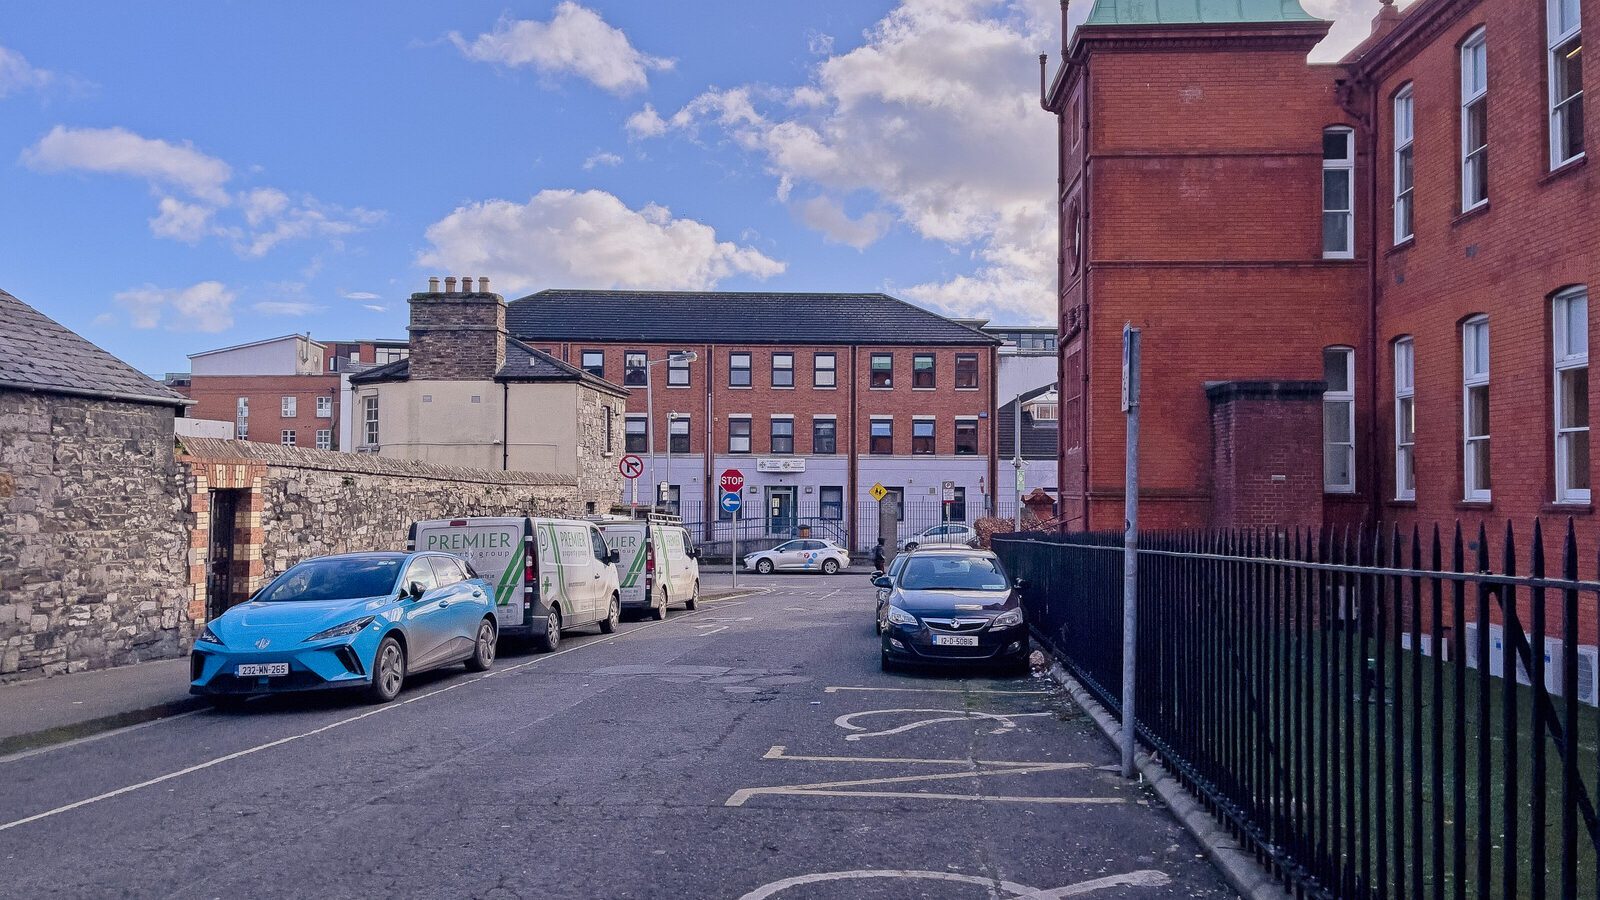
[886,606,918,627]
[993,609,1024,628]
[305,616,376,642]
[198,625,224,646]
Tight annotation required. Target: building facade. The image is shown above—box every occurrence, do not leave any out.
[507,290,1002,549]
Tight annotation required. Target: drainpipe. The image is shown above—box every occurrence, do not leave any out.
[501,382,510,471]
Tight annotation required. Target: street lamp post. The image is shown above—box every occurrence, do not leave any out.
[1013,390,1025,530]
[645,350,698,513]
[665,411,678,515]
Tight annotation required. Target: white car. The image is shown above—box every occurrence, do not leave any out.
[744,539,850,575]
[898,523,978,552]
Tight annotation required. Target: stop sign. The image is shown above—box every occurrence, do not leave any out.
[720,468,745,493]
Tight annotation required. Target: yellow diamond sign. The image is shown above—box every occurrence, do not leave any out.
[869,482,889,503]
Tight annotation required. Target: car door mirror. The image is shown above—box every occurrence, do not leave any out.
[873,576,893,589]
[408,581,426,599]
[870,569,884,580]
[608,549,621,565]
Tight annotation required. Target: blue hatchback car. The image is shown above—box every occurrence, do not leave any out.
[190,551,498,705]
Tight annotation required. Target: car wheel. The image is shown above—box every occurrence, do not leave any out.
[652,589,668,621]
[685,580,699,610]
[821,558,840,575]
[465,618,496,671]
[600,594,620,634]
[534,608,562,653]
[368,636,406,703]
[756,559,774,575]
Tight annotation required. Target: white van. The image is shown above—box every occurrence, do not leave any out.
[408,517,622,652]
[593,514,702,620]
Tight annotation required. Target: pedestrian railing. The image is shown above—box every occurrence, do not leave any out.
[994,521,1600,899]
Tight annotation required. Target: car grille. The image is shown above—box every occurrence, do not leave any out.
[922,617,991,633]
[205,670,329,693]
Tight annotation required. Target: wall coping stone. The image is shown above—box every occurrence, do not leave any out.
[176,437,576,487]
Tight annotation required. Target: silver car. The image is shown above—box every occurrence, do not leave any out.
[743,539,850,575]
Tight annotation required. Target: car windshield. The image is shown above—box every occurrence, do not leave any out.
[256,557,404,602]
[898,556,1008,591]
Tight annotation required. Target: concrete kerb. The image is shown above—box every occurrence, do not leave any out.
[1046,659,1290,900]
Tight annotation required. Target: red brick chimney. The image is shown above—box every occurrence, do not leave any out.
[408,276,505,380]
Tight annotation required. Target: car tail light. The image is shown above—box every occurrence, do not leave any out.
[449,519,467,526]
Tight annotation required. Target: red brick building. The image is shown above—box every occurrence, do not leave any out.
[1046,0,1595,545]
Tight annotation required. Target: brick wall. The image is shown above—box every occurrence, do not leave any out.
[185,374,341,447]
[409,286,507,381]
[1207,381,1326,528]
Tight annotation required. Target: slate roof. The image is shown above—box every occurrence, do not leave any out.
[1084,0,1320,26]
[0,289,188,408]
[504,290,1001,346]
[348,337,628,397]
[997,383,1060,459]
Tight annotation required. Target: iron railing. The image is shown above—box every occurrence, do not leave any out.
[994,522,1600,899]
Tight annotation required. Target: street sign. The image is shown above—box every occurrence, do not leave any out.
[720,491,743,513]
[619,454,644,479]
[720,468,745,494]
[869,482,889,503]
[1015,467,1027,492]
[1121,323,1141,412]
[941,480,956,502]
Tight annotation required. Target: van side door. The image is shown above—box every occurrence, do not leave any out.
[588,526,617,619]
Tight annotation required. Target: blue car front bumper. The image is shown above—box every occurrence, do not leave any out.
[189,632,383,696]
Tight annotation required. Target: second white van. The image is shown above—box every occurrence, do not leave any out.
[594,514,702,620]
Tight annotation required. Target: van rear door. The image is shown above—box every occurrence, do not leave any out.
[411,517,530,631]
[598,521,648,608]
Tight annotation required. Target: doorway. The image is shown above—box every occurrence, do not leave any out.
[206,489,242,620]
[766,486,797,536]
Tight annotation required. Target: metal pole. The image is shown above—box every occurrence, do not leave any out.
[665,413,674,514]
[1014,390,1024,530]
[645,360,655,513]
[732,499,738,589]
[1120,324,1141,779]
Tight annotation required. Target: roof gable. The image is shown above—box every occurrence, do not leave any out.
[0,289,187,407]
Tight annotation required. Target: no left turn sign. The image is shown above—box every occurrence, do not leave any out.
[619,454,644,479]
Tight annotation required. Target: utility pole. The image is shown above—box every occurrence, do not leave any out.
[645,357,655,513]
[1013,390,1025,530]
[665,412,676,514]
[1120,323,1142,779]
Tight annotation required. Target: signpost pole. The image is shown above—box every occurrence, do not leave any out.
[732,500,738,589]
[1120,324,1142,780]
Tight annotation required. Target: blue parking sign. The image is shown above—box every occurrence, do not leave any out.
[720,491,743,513]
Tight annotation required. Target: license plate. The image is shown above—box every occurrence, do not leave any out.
[933,635,980,647]
[236,663,289,677]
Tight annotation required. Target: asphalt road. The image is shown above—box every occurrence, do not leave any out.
[0,574,1233,900]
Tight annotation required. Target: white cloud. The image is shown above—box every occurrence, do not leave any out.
[806,30,836,56]
[582,150,623,170]
[1303,0,1415,62]
[362,304,388,313]
[624,103,668,139]
[795,196,892,250]
[0,45,53,97]
[21,125,381,257]
[449,3,674,95]
[252,300,323,316]
[419,188,785,295]
[113,281,234,333]
[342,290,381,301]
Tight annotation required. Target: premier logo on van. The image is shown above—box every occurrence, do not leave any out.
[424,532,513,551]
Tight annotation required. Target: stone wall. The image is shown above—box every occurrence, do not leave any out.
[574,384,627,511]
[0,390,190,682]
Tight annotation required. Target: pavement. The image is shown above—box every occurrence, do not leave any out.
[0,573,1233,899]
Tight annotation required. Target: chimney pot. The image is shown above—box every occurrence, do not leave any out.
[444,276,457,292]
[428,276,440,292]
[462,276,474,293]
[479,277,491,293]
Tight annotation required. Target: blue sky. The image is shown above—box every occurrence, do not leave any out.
[1,0,1373,375]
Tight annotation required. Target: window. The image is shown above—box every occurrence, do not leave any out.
[1548,0,1584,168]
[1462,316,1492,500]
[624,352,647,387]
[870,354,893,388]
[589,528,611,563]
[1027,393,1060,423]
[912,419,935,454]
[1555,288,1590,503]
[946,487,968,522]
[1323,347,1356,493]
[236,423,248,440]
[1461,30,1488,210]
[955,354,979,389]
[315,428,332,450]
[814,353,836,388]
[771,417,794,454]
[913,354,936,388]
[728,417,752,453]
[582,350,605,379]
[1394,85,1415,243]
[625,415,648,453]
[667,352,690,387]
[604,406,614,453]
[281,430,297,447]
[1394,339,1416,500]
[363,395,379,447]
[401,558,438,595]
[315,395,332,418]
[375,347,408,365]
[236,396,248,418]
[870,418,893,454]
[955,419,979,455]
[769,353,794,388]
[669,416,690,454]
[820,486,844,520]
[729,353,752,387]
[812,417,837,454]
[281,396,297,418]
[428,556,467,587]
[1322,127,1355,258]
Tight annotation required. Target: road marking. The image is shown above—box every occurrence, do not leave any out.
[835,708,1051,741]
[0,709,207,767]
[737,869,1170,900]
[825,685,1049,695]
[761,745,1080,767]
[725,758,1112,808]
[0,604,732,833]
[695,625,730,636]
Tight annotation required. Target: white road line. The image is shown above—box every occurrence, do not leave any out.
[738,788,1123,805]
[737,869,1169,900]
[0,611,696,833]
[835,708,1051,741]
[761,745,1083,767]
[0,709,207,767]
[825,686,1049,695]
[725,761,1103,807]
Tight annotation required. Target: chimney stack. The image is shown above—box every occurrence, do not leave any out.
[428,276,440,292]
[408,273,507,381]
[444,276,457,292]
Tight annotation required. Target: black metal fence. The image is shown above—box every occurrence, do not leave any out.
[680,499,1026,555]
[994,522,1600,899]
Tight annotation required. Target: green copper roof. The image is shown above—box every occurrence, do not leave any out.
[1083,0,1319,26]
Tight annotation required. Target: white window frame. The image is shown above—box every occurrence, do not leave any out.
[728,416,752,454]
[1394,85,1415,243]
[281,395,297,418]
[667,351,691,387]
[1554,287,1591,503]
[1324,347,1356,494]
[235,422,248,441]
[1462,316,1492,501]
[281,429,297,447]
[1548,0,1585,169]
[315,428,332,450]
[315,395,332,418]
[1461,29,1489,211]
[1322,127,1355,259]
[236,396,249,418]
[1394,338,1416,500]
[362,395,379,447]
